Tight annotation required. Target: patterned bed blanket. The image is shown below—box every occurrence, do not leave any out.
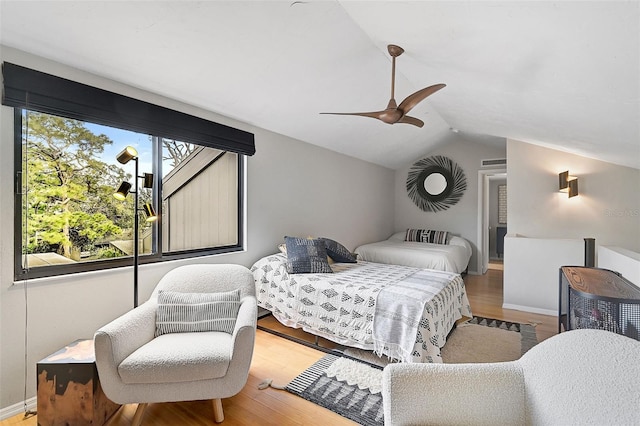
[251,253,472,363]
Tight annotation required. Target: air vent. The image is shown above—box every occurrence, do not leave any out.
[481,158,507,168]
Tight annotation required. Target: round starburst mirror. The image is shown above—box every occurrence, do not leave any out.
[406,155,467,212]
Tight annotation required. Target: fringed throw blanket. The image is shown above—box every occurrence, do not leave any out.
[373,269,460,363]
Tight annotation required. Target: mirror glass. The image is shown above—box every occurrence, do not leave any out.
[424,173,447,195]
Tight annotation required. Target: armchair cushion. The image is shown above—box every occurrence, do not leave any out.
[155,289,241,336]
[118,331,232,384]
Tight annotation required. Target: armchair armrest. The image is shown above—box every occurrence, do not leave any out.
[223,295,257,395]
[232,295,257,338]
[382,362,526,426]
[94,301,157,385]
[229,295,257,357]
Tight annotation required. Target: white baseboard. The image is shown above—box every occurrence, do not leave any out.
[502,303,557,317]
[0,397,36,421]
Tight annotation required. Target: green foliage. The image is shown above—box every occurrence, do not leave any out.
[95,246,125,259]
[22,111,133,260]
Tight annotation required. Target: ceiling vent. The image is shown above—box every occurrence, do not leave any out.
[481,158,507,168]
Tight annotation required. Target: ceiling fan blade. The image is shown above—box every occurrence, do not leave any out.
[321,108,405,125]
[398,83,446,115]
[320,111,385,119]
[399,115,424,128]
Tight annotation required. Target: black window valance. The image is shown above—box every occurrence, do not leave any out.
[2,62,255,156]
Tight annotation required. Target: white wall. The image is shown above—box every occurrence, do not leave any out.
[598,246,640,287]
[507,139,640,250]
[0,48,395,413]
[394,137,507,274]
[504,138,640,313]
[504,236,583,315]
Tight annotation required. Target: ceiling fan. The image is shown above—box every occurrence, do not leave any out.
[321,44,445,128]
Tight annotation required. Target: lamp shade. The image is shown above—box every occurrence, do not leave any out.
[116,146,138,164]
[143,203,158,222]
[143,173,154,189]
[113,181,132,200]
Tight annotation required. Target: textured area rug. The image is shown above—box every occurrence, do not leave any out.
[343,315,537,366]
[285,316,537,425]
[442,316,538,363]
[286,353,384,426]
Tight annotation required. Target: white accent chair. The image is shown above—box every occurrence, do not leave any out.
[382,329,640,426]
[94,264,257,425]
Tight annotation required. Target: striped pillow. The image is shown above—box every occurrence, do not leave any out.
[405,228,449,245]
[155,289,241,336]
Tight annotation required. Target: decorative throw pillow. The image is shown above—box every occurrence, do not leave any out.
[423,229,449,244]
[155,289,241,336]
[405,228,449,245]
[320,237,357,263]
[284,236,333,274]
[405,228,424,242]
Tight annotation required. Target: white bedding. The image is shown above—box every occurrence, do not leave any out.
[251,253,472,363]
[354,232,472,273]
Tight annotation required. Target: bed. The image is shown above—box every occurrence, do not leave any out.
[354,231,472,274]
[251,253,472,363]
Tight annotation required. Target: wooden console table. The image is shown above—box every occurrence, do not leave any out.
[559,266,640,340]
[37,339,120,426]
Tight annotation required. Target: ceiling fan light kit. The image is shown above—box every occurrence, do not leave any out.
[321,44,446,128]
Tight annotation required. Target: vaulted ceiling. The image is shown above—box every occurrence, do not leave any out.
[1,1,638,169]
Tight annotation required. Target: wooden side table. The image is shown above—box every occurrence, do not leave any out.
[37,339,120,426]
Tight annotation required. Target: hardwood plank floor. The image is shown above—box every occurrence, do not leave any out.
[2,266,557,426]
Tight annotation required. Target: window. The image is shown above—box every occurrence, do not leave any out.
[15,110,244,279]
[5,63,254,280]
[161,140,239,253]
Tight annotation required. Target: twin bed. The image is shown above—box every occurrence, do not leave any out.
[354,231,472,274]
[251,232,473,363]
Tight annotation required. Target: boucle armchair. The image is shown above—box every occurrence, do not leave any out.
[94,264,257,425]
[382,329,640,426]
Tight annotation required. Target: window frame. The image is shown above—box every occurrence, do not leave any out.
[13,109,246,281]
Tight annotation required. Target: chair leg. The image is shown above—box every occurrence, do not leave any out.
[212,398,224,423]
[131,403,148,426]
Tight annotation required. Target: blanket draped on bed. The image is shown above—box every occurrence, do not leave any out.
[373,269,459,363]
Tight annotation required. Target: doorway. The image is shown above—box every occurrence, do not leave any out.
[476,169,507,274]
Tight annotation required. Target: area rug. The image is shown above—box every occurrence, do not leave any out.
[286,353,385,426]
[284,316,537,425]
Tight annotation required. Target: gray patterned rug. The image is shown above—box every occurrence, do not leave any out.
[285,316,538,426]
[286,353,384,426]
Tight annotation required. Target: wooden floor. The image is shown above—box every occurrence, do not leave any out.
[3,265,557,426]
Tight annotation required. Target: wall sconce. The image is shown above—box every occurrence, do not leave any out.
[113,146,156,307]
[559,171,579,198]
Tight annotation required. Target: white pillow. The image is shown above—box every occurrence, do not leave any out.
[155,289,241,336]
[388,231,407,242]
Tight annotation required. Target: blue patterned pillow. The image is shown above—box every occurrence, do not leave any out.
[320,237,357,263]
[285,236,333,274]
[405,228,449,245]
[155,289,241,336]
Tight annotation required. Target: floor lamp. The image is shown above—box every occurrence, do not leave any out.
[114,146,157,308]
